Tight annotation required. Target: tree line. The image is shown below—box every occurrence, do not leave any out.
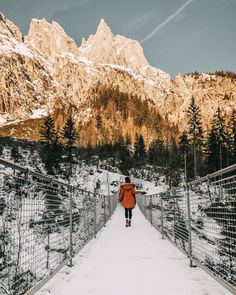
[180,97,236,178]
[147,97,235,186]
[3,95,235,187]
[39,115,78,179]
[94,96,236,186]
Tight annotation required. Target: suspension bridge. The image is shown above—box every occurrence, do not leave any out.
[0,157,235,295]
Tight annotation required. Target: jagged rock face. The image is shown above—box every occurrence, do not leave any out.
[26,18,80,62]
[79,19,171,89]
[0,12,22,42]
[0,14,56,129]
[80,19,149,71]
[165,73,236,131]
[0,13,235,144]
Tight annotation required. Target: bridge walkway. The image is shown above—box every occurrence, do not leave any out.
[37,205,231,295]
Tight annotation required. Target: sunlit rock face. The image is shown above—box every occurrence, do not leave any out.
[0,13,235,143]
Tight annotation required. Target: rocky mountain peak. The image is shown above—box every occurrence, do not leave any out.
[96,18,113,38]
[0,13,235,144]
[79,18,151,73]
[0,12,22,42]
[114,35,149,70]
[79,18,115,65]
[26,18,79,62]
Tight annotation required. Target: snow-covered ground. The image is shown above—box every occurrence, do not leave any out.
[37,205,231,295]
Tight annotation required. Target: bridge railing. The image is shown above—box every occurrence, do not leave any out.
[0,157,117,295]
[138,164,236,295]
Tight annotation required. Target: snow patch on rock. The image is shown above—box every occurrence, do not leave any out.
[30,108,48,119]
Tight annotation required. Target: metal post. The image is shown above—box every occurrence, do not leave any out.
[207,179,213,204]
[150,197,153,225]
[69,186,73,267]
[110,196,115,214]
[193,130,197,179]
[103,195,106,226]
[160,196,164,239]
[186,184,193,267]
[86,206,90,240]
[108,196,111,217]
[46,227,50,269]
[94,193,97,238]
[107,172,111,217]
[144,197,147,219]
[174,198,176,243]
[184,152,187,183]
[140,196,143,213]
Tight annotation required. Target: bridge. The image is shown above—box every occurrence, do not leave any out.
[0,157,235,295]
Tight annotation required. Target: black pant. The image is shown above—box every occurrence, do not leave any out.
[125,208,132,219]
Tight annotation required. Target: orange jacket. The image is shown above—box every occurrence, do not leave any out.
[119,183,138,209]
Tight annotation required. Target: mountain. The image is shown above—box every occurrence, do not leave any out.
[0,12,235,146]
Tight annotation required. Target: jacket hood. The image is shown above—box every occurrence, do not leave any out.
[122,183,134,190]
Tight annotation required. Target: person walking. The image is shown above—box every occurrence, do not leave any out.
[118,176,139,227]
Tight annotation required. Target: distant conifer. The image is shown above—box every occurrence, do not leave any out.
[207,107,228,172]
[40,114,61,175]
[62,116,78,179]
[40,114,58,144]
[187,96,204,178]
[134,134,146,166]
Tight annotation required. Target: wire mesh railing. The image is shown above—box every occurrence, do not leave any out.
[137,164,236,295]
[0,157,117,295]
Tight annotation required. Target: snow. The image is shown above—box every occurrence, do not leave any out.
[78,56,93,67]
[79,44,92,52]
[116,46,123,54]
[37,206,230,295]
[59,52,97,75]
[30,108,48,119]
[0,115,6,125]
[102,63,156,87]
[0,34,34,58]
[60,52,93,68]
[60,52,79,64]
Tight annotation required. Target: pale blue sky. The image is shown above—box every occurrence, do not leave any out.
[0,0,235,76]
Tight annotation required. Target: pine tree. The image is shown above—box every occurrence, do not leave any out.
[179,131,190,182]
[166,137,181,187]
[112,135,124,161]
[124,134,133,155]
[11,144,22,164]
[40,115,61,175]
[133,134,146,166]
[118,137,133,174]
[40,115,58,144]
[207,127,219,173]
[207,107,228,172]
[187,97,204,178]
[228,109,236,165]
[63,117,77,147]
[148,138,167,167]
[62,116,78,179]
[96,114,102,130]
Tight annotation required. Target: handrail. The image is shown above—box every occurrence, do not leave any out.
[0,156,117,295]
[0,156,70,187]
[188,163,236,186]
[138,163,236,294]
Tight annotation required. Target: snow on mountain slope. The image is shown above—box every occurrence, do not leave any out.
[0,12,235,142]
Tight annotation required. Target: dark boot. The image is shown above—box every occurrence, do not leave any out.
[125,219,129,227]
[128,219,131,227]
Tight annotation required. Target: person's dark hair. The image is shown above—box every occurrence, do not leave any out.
[125,176,131,183]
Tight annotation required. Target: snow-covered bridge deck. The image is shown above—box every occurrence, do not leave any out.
[37,205,230,295]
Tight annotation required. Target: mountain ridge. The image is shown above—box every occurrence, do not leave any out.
[0,12,235,146]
